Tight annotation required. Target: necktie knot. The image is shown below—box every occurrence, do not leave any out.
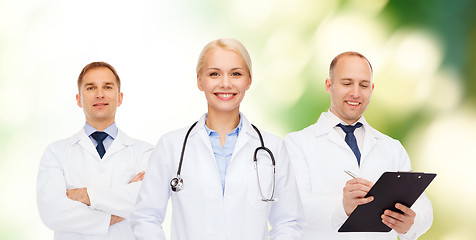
[337,122,362,134]
[91,131,108,142]
[91,131,108,158]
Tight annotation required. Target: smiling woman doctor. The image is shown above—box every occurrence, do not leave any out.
[130,38,304,240]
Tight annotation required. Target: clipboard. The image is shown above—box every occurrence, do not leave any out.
[338,171,436,232]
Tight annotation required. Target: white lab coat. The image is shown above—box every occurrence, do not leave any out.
[130,114,304,240]
[284,112,433,240]
[37,128,153,240]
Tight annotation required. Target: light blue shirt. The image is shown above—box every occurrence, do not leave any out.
[84,122,118,152]
[204,116,242,194]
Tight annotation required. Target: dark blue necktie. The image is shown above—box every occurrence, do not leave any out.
[91,131,108,158]
[337,122,363,165]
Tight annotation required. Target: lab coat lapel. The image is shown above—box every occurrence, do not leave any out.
[232,114,254,158]
[314,112,349,150]
[360,122,378,164]
[75,130,101,158]
[192,114,223,194]
[102,129,131,160]
[194,114,215,161]
[327,129,349,150]
[227,114,256,196]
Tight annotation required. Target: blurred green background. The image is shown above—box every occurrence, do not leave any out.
[1,0,475,239]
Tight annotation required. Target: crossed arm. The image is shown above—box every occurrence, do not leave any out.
[66,171,146,225]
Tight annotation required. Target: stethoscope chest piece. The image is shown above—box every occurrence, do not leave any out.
[170,177,184,192]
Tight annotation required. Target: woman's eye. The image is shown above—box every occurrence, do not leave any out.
[232,72,242,76]
[210,72,219,77]
[86,87,94,90]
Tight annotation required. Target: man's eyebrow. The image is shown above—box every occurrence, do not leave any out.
[338,78,371,82]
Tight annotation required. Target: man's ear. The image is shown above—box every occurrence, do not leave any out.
[325,78,332,94]
[76,93,82,108]
[117,92,123,107]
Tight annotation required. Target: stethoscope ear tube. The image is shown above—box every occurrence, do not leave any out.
[253,146,276,202]
[252,124,276,202]
[253,146,276,166]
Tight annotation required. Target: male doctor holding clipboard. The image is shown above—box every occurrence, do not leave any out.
[284,52,433,240]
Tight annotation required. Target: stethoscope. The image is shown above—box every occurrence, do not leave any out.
[170,121,276,202]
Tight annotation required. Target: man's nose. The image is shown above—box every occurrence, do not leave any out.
[350,85,360,97]
[96,88,104,98]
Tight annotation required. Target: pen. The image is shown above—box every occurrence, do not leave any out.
[344,170,357,179]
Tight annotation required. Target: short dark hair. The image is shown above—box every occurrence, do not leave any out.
[77,62,121,91]
[329,51,373,79]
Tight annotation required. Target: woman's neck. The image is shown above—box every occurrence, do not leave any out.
[206,108,240,146]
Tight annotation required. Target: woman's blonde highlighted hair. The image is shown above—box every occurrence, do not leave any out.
[196,38,252,77]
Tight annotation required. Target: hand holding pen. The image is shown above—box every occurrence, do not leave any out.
[344,171,417,233]
[342,170,374,216]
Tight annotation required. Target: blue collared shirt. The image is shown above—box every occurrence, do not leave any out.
[84,122,118,152]
[204,116,242,194]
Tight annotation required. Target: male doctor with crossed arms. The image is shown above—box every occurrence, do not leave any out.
[284,52,433,239]
[37,62,153,239]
